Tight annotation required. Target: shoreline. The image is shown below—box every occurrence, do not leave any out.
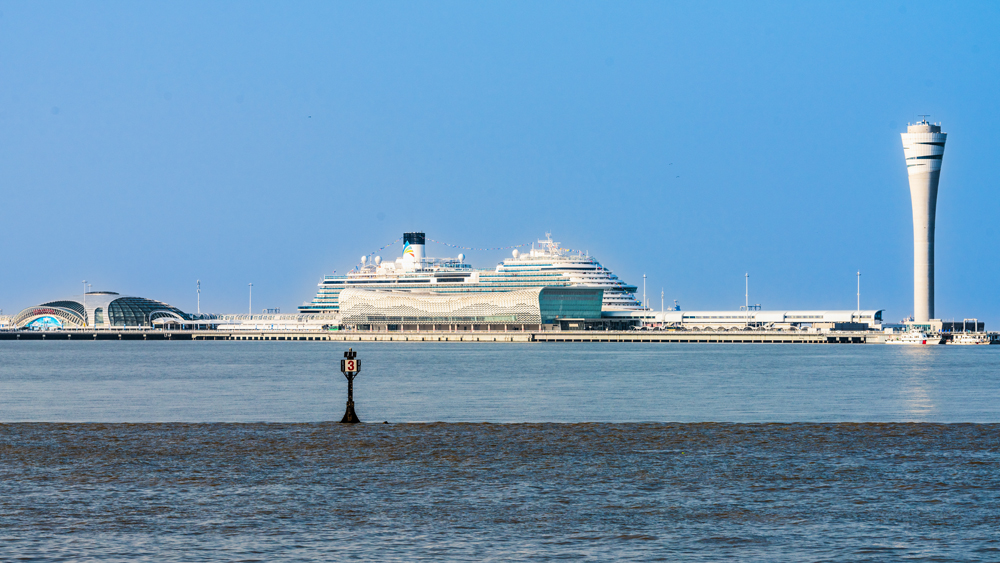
[0,329,892,344]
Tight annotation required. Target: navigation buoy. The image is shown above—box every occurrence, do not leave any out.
[339,348,361,423]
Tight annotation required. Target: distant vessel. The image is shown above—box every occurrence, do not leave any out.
[885,331,942,345]
[300,232,642,314]
[947,333,992,345]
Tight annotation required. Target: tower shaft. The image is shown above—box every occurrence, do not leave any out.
[908,168,939,322]
[901,120,946,323]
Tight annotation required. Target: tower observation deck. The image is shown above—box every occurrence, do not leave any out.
[901,118,946,323]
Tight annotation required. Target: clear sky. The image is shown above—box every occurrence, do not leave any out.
[1,1,997,324]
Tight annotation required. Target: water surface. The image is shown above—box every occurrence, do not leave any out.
[1,422,997,561]
[1,341,998,422]
[3,342,999,560]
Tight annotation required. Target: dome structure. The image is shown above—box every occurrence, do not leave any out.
[12,292,191,329]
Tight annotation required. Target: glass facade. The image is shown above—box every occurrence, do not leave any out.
[339,287,603,327]
[538,288,604,323]
[299,271,574,314]
[13,294,190,329]
[12,304,86,327]
[108,297,190,327]
[41,301,86,319]
[25,316,63,329]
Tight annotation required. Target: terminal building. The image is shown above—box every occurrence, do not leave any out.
[10,292,193,329]
[3,290,888,334]
[337,286,609,331]
[607,309,884,331]
[209,313,340,332]
[332,288,883,332]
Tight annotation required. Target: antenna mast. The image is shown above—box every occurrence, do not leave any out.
[197,280,201,315]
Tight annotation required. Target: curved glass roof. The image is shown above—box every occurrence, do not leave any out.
[40,301,86,318]
[14,293,191,329]
[107,297,190,327]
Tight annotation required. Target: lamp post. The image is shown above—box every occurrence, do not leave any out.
[339,348,361,423]
[248,283,253,316]
[82,280,88,327]
[857,271,861,312]
[744,273,751,328]
[643,274,647,311]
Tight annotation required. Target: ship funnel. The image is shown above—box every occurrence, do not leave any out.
[403,232,425,263]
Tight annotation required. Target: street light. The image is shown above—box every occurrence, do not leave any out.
[82,280,88,327]
[857,271,861,312]
[643,274,647,311]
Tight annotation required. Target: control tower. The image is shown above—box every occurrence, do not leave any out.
[901,118,947,322]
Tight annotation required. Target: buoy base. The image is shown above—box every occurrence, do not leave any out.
[340,401,361,424]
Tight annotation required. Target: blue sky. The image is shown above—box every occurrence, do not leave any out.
[1,1,997,324]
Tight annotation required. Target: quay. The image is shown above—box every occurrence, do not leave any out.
[0,329,881,344]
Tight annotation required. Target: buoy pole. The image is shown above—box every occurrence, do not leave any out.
[340,348,361,423]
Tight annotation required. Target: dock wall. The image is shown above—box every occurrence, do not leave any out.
[0,330,879,344]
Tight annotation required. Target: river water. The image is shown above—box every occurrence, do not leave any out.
[1,342,998,560]
[1,341,999,422]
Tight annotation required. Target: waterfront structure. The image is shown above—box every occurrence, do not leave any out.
[300,232,641,314]
[210,313,340,331]
[607,309,884,331]
[901,118,947,322]
[10,292,191,329]
[337,286,605,331]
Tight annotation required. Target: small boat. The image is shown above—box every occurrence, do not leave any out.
[885,331,943,345]
[947,333,992,345]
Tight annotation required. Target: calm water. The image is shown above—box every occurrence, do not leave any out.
[0,341,998,422]
[1,342,999,560]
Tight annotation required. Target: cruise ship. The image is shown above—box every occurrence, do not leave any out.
[299,232,642,314]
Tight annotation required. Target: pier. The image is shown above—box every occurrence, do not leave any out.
[0,329,882,343]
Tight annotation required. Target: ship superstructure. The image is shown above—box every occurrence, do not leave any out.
[299,232,642,314]
[493,234,640,310]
